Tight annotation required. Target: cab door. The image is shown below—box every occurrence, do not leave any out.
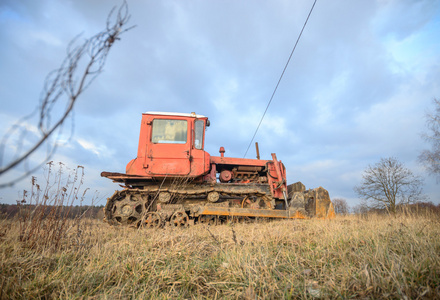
[189,119,210,177]
[147,118,191,176]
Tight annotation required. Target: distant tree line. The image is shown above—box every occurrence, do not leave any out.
[351,201,440,216]
[331,198,440,216]
[0,203,104,220]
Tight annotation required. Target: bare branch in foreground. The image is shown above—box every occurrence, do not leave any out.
[0,1,135,188]
[419,98,440,180]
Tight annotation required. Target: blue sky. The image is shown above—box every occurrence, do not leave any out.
[0,0,439,207]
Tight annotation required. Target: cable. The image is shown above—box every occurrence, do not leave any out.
[243,0,317,158]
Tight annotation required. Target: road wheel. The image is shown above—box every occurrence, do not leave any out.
[170,211,189,227]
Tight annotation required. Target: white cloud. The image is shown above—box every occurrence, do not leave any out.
[30,29,62,47]
[77,138,111,158]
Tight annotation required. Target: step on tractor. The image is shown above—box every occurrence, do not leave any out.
[102,112,335,228]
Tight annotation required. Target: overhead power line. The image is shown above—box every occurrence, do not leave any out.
[243,0,318,158]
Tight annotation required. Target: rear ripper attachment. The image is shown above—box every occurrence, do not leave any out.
[101,112,335,227]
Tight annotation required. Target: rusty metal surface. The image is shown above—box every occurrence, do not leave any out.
[287,182,335,219]
[287,182,306,195]
[219,170,232,182]
[304,186,335,219]
[210,155,269,167]
[101,171,149,180]
[195,205,307,219]
[140,182,272,197]
[255,142,260,160]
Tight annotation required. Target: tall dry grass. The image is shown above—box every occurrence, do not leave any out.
[1,210,439,299]
[14,162,97,252]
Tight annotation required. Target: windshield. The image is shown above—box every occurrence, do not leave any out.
[151,119,187,144]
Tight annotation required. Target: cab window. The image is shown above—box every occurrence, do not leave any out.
[152,119,187,144]
[194,120,204,149]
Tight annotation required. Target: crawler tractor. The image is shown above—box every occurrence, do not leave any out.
[102,112,335,227]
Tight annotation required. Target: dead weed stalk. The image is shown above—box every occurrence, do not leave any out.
[16,161,94,251]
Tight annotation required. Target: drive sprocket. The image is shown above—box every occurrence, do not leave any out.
[104,190,149,226]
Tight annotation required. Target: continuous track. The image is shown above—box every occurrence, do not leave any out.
[103,183,303,228]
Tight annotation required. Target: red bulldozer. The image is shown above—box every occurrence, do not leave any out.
[102,112,335,227]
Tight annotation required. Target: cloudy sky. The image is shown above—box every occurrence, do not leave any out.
[0,0,439,207]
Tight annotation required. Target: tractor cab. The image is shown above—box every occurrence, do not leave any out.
[125,112,211,178]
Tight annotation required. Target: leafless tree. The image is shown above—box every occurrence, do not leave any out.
[0,1,134,188]
[351,203,369,215]
[354,157,425,214]
[332,198,349,215]
[419,98,440,179]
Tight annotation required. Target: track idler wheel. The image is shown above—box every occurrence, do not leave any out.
[170,211,189,227]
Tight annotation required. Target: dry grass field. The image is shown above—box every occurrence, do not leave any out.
[1,212,439,299]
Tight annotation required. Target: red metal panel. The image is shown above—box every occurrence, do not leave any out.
[189,147,211,177]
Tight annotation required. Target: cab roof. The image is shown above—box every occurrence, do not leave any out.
[143,111,207,118]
